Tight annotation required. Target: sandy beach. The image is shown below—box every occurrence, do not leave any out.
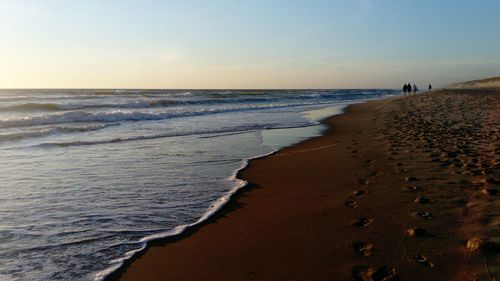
[107,89,499,281]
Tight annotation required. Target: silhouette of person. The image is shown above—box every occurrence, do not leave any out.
[413,84,418,94]
[403,83,407,94]
[428,84,432,91]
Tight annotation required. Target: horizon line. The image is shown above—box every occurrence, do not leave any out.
[0,87,399,91]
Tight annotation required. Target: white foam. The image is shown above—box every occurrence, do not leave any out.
[93,101,370,281]
[0,102,325,129]
[93,148,278,281]
[0,123,119,143]
[48,93,398,281]
[92,99,377,281]
[32,124,317,148]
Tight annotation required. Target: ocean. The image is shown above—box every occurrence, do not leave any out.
[0,89,399,280]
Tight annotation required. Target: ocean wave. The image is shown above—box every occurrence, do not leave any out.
[0,103,62,111]
[0,94,328,113]
[0,101,152,112]
[0,102,325,128]
[32,122,318,149]
[0,123,119,142]
[0,89,400,114]
[33,126,269,148]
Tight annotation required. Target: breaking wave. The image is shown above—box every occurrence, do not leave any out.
[0,102,325,128]
[0,94,332,113]
[0,123,120,142]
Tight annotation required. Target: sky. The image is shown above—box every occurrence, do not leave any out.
[0,0,499,89]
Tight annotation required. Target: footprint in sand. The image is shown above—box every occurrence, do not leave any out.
[353,217,374,228]
[413,254,434,268]
[352,241,374,257]
[403,185,423,193]
[345,199,359,209]
[358,179,371,185]
[414,196,431,204]
[486,176,500,185]
[406,227,429,237]
[481,188,498,196]
[352,265,398,281]
[352,189,368,197]
[398,168,409,173]
[414,211,433,220]
[405,176,419,182]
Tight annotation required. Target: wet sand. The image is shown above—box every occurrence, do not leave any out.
[107,90,499,281]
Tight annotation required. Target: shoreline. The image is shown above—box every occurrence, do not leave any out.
[96,148,277,280]
[99,101,358,280]
[106,90,498,281]
[104,95,398,281]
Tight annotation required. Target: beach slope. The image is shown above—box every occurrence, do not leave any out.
[108,89,499,281]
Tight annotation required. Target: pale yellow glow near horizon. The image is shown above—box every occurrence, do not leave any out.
[0,50,490,89]
[0,62,405,89]
[0,42,495,89]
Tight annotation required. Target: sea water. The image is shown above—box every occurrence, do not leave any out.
[0,89,398,280]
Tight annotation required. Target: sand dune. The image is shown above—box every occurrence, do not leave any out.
[446,76,500,89]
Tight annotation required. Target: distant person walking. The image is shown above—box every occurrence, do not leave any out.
[403,83,408,95]
[428,84,432,91]
[413,84,418,94]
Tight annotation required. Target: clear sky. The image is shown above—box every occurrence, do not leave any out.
[1,0,499,89]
